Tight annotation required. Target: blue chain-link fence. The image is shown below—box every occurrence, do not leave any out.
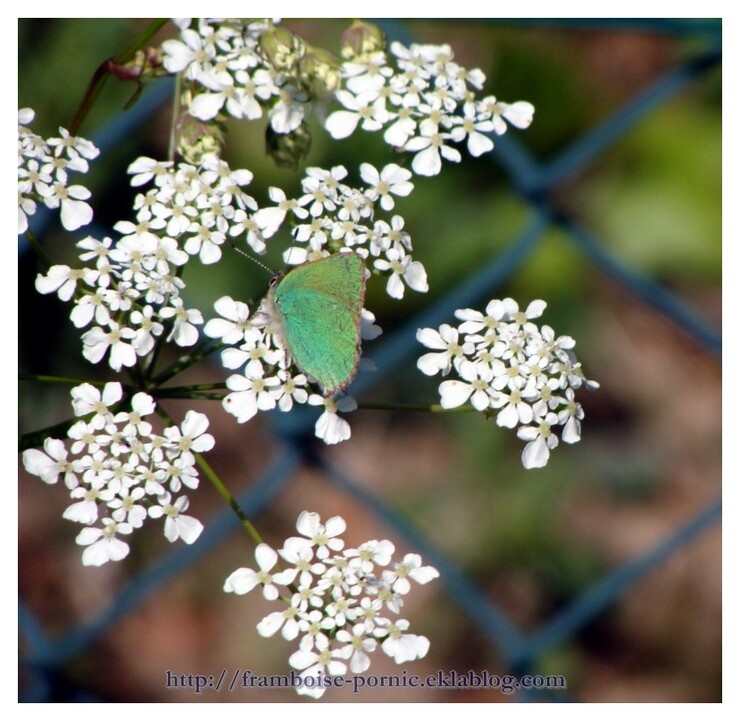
[19,19,722,702]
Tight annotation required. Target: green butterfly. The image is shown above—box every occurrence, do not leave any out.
[267,252,366,396]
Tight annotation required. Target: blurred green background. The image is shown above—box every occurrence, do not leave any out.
[19,19,721,702]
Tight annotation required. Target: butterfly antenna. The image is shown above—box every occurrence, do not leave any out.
[226,239,274,276]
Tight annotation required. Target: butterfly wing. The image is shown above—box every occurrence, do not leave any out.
[271,253,365,395]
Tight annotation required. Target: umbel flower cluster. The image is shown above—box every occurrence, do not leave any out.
[325,36,535,176]
[162,17,340,162]
[163,18,534,175]
[224,511,439,699]
[18,108,99,234]
[417,298,599,469]
[21,382,211,565]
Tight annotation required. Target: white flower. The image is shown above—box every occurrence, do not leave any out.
[558,389,584,444]
[130,306,164,354]
[47,127,99,162]
[274,371,309,412]
[76,518,132,567]
[335,625,377,673]
[81,322,137,370]
[309,394,356,445]
[70,382,123,427]
[159,301,203,347]
[403,120,461,176]
[345,539,395,574]
[224,543,296,600]
[279,536,324,589]
[517,403,561,469]
[384,107,417,147]
[148,494,204,544]
[188,73,241,120]
[492,387,536,429]
[373,245,428,299]
[376,618,430,664]
[257,603,303,641]
[108,486,148,528]
[253,186,307,238]
[325,90,389,139]
[289,633,350,698]
[41,182,94,231]
[360,162,413,211]
[449,101,494,157]
[63,476,112,524]
[203,295,262,345]
[162,28,216,76]
[478,97,535,134]
[222,369,279,423]
[438,360,497,411]
[22,438,78,487]
[163,411,215,461]
[294,511,346,560]
[416,324,473,376]
[35,265,96,301]
[455,299,507,335]
[126,157,173,187]
[162,454,200,493]
[391,553,440,594]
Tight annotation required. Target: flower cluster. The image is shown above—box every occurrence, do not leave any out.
[159,19,534,176]
[18,108,99,234]
[32,152,262,371]
[417,298,599,469]
[326,38,535,176]
[162,18,340,162]
[256,162,428,299]
[224,511,438,698]
[21,382,211,566]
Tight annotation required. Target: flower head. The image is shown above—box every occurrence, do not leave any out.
[22,383,211,565]
[224,511,438,698]
[417,298,598,469]
[18,108,99,233]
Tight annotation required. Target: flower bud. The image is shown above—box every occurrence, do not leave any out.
[299,46,341,98]
[340,20,386,59]
[265,122,312,170]
[260,27,305,72]
[177,115,224,163]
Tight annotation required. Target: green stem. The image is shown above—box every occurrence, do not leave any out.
[192,452,266,547]
[357,401,477,413]
[155,383,227,398]
[143,263,189,385]
[168,71,182,162]
[68,18,169,135]
[150,339,224,387]
[154,390,227,401]
[19,418,77,453]
[154,382,227,399]
[154,403,266,548]
[24,228,54,271]
[142,322,170,386]
[19,373,120,388]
